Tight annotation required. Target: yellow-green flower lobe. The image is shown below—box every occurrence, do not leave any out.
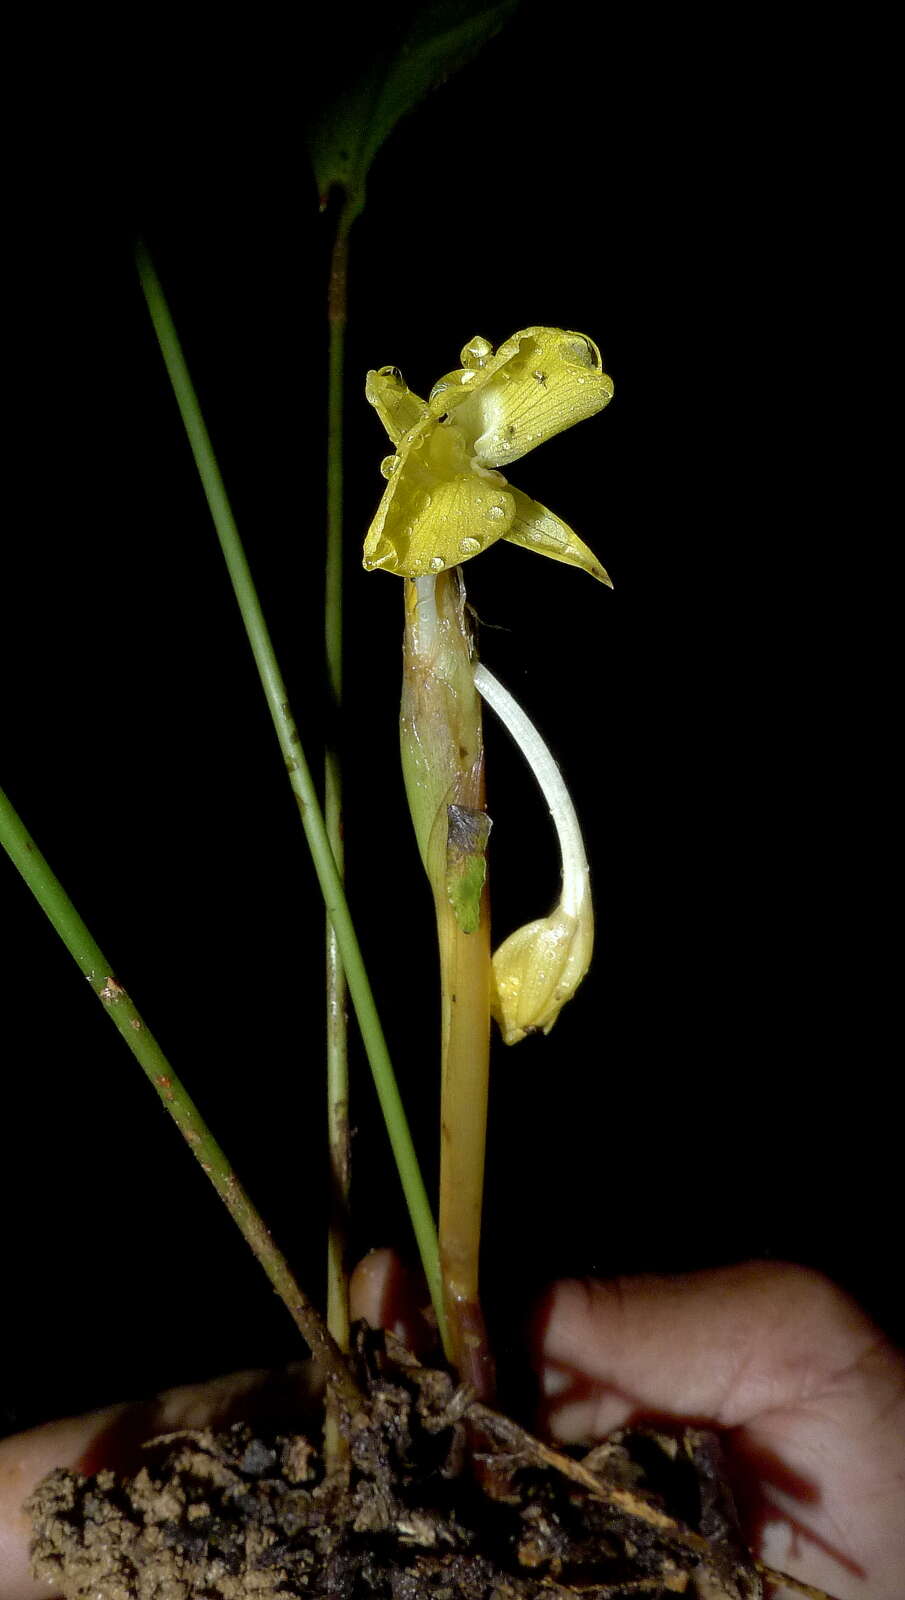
[364,328,613,583]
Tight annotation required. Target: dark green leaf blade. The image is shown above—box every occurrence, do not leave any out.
[308,0,519,216]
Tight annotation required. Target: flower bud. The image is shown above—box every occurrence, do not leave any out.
[491,896,594,1045]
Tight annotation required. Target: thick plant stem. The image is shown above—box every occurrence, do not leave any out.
[437,891,494,1399]
[325,209,352,1362]
[400,572,494,1394]
[0,784,363,1414]
[136,243,448,1351]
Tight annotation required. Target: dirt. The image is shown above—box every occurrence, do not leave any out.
[28,1327,770,1598]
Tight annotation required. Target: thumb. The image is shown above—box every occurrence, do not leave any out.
[349,1248,436,1359]
[532,1260,882,1442]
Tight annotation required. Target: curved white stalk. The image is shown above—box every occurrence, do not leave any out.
[473,662,589,918]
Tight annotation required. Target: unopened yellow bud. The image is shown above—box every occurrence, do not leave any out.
[491,897,594,1045]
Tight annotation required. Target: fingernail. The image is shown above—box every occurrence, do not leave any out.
[540,1363,572,1398]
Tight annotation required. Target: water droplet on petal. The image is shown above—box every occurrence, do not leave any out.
[562,334,602,370]
[429,555,445,572]
[486,503,506,522]
[380,454,398,479]
[461,335,493,369]
[459,537,481,555]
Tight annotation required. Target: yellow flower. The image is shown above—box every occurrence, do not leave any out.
[364,328,613,582]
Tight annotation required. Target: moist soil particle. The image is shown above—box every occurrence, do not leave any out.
[28,1327,770,1598]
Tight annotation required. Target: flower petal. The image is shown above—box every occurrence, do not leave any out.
[364,329,614,579]
[451,327,614,466]
[363,418,515,577]
[503,487,612,585]
[366,365,430,446]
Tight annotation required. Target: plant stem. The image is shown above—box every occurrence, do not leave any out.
[0,784,363,1414]
[135,243,448,1351]
[400,572,493,1394]
[436,887,494,1398]
[323,205,353,1474]
[325,206,353,1361]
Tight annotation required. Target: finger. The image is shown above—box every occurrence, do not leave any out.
[0,1362,318,1600]
[532,1260,881,1441]
[350,1248,436,1357]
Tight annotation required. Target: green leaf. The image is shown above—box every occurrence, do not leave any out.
[446,804,492,934]
[307,0,520,218]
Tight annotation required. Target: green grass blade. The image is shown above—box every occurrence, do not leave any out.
[136,243,448,1352]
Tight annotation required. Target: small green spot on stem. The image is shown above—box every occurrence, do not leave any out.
[446,804,491,934]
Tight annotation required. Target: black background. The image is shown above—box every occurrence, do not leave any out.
[3,4,897,1436]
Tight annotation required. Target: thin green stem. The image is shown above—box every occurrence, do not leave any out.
[323,210,352,1474]
[135,243,448,1352]
[0,785,362,1413]
[325,212,350,710]
[325,211,351,1360]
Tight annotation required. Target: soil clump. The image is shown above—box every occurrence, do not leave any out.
[29,1327,770,1598]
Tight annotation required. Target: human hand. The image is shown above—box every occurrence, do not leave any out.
[532,1261,905,1600]
[5,1259,901,1600]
